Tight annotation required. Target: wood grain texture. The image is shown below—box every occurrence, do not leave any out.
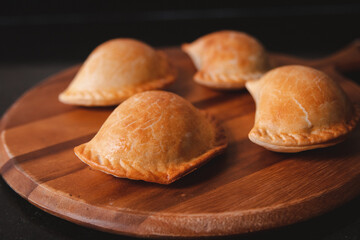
[1,41,360,238]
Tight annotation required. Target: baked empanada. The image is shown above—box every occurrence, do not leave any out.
[74,91,227,184]
[182,30,270,90]
[246,65,359,153]
[59,39,176,106]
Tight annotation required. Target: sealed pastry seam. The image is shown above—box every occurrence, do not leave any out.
[195,71,264,83]
[249,104,359,147]
[59,73,175,106]
[74,111,227,184]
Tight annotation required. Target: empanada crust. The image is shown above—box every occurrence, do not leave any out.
[182,30,270,90]
[59,39,176,106]
[246,65,360,152]
[74,91,227,184]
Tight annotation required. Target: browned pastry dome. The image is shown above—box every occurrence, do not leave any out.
[59,39,176,106]
[182,30,270,90]
[74,91,227,184]
[246,65,360,153]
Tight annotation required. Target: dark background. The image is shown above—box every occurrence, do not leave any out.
[1,1,360,239]
[1,0,360,63]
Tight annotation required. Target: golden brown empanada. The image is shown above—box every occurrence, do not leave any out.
[59,39,176,106]
[246,65,359,153]
[74,91,227,184]
[182,30,270,90]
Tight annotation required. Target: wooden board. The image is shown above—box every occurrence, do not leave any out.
[1,41,360,238]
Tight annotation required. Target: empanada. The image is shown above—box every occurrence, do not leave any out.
[74,91,227,184]
[182,30,270,90]
[59,39,176,106]
[246,65,359,153]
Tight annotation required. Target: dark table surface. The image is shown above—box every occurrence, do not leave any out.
[1,2,360,239]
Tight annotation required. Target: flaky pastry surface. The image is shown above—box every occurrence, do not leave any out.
[59,39,176,106]
[246,65,360,152]
[74,91,227,184]
[182,30,270,89]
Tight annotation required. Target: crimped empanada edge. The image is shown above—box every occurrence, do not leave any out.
[74,110,228,185]
[59,72,176,106]
[248,104,360,152]
[194,70,265,90]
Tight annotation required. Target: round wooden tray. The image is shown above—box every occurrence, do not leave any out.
[1,43,360,238]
